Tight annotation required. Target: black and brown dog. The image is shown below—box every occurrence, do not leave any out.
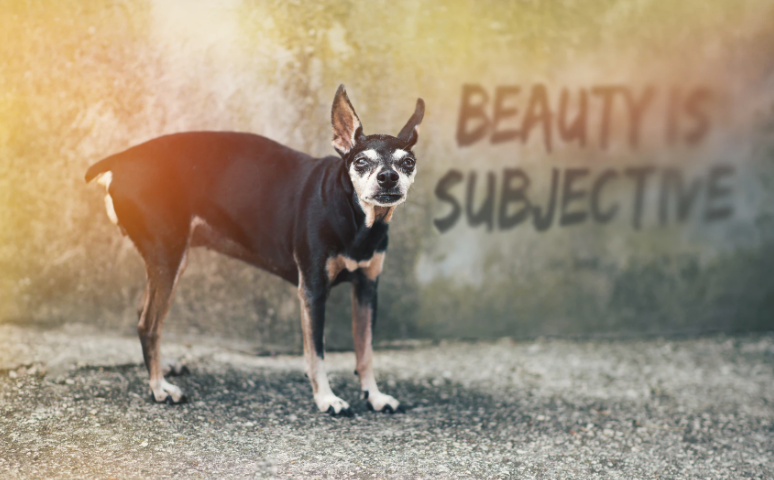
[85,86,424,415]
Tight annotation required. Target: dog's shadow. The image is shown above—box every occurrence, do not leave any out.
[173,365,488,415]
[59,363,574,438]
[76,362,510,420]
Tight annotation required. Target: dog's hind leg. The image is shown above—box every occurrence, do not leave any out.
[136,283,187,376]
[137,244,188,404]
[104,161,192,404]
[136,281,149,320]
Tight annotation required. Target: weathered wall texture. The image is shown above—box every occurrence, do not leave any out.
[2,0,774,350]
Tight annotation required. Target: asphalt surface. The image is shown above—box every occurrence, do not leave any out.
[1,324,773,479]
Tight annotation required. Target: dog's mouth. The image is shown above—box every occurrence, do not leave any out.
[371,194,404,205]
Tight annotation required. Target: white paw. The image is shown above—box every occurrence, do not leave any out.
[150,378,186,404]
[161,358,189,377]
[365,390,402,413]
[315,394,352,416]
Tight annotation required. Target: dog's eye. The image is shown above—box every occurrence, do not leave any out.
[401,158,415,171]
[354,158,369,170]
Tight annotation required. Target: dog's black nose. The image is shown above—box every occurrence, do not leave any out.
[377,169,400,189]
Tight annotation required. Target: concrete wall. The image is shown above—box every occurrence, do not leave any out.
[2,0,774,350]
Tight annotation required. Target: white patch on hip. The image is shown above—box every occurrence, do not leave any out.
[95,171,119,225]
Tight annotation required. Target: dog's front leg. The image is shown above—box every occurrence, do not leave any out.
[297,272,352,416]
[352,272,402,413]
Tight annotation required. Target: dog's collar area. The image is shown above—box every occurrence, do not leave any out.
[349,190,396,228]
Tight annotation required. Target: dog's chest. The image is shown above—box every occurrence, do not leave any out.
[326,252,385,281]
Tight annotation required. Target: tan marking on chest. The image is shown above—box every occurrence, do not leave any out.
[362,205,395,227]
[326,252,386,281]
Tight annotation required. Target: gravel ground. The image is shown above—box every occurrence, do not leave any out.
[1,324,773,479]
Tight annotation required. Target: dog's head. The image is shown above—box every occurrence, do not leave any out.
[331,85,424,208]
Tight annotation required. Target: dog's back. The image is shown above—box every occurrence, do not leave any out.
[86,131,359,283]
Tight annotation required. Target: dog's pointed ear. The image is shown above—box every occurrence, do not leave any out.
[397,98,425,148]
[331,85,363,156]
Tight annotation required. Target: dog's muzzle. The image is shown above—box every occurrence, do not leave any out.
[372,193,404,205]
